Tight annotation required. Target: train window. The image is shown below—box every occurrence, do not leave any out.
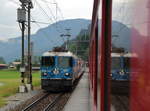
[111,57,121,69]
[58,57,73,68]
[41,56,55,67]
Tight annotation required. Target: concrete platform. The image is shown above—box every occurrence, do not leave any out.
[63,68,90,111]
[63,68,116,111]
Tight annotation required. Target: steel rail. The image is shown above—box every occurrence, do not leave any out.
[115,95,129,111]
[22,93,49,111]
[43,93,64,111]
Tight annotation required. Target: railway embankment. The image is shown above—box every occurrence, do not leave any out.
[0,89,42,111]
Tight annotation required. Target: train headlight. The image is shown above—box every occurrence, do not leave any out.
[42,72,47,76]
[65,73,69,76]
[119,70,125,75]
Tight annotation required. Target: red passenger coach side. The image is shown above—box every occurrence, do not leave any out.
[89,0,112,111]
[90,0,150,111]
[130,0,150,111]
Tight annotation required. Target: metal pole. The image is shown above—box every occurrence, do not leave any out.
[21,21,25,84]
[66,37,69,50]
[27,3,32,84]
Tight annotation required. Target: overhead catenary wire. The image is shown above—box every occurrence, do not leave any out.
[112,0,130,43]
[40,0,56,22]
[17,0,66,46]
[31,16,58,46]
[41,0,65,20]
[32,0,63,44]
[40,0,65,33]
[33,0,65,35]
[33,0,53,23]
[32,21,55,45]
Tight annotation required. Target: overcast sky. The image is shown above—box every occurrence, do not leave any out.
[0,0,93,41]
[0,0,132,41]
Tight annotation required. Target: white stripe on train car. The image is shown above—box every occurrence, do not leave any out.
[42,51,77,58]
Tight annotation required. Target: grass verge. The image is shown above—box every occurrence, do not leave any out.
[0,69,41,107]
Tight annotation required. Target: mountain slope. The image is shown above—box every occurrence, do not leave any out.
[0,19,91,62]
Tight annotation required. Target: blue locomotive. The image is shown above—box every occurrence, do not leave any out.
[111,53,130,81]
[111,53,134,93]
[40,51,82,91]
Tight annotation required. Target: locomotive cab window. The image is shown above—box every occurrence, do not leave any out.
[111,57,121,69]
[58,57,73,68]
[41,56,55,67]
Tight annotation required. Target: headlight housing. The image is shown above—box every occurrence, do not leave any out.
[65,73,69,76]
[119,70,125,75]
[42,72,48,76]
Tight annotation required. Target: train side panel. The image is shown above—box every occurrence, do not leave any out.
[130,0,150,111]
[90,0,112,110]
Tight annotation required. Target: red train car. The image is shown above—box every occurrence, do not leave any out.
[89,0,150,111]
[89,0,112,111]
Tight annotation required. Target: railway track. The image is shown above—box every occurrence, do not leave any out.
[43,93,64,111]
[21,75,83,111]
[22,93,49,111]
[111,95,129,111]
[21,93,65,111]
[12,72,84,111]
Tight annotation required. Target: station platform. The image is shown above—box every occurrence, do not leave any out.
[63,68,115,111]
[63,68,90,111]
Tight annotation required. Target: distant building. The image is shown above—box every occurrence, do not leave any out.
[0,64,8,69]
[32,67,40,71]
[9,62,21,68]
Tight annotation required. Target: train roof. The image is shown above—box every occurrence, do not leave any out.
[42,51,77,58]
[111,53,138,57]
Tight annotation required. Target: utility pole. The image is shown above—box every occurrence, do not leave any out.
[65,29,71,50]
[18,0,33,92]
[17,1,26,93]
[27,0,33,91]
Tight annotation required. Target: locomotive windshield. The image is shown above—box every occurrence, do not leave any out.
[58,57,73,68]
[111,57,120,69]
[41,56,55,67]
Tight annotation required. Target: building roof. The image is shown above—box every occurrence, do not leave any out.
[0,64,8,67]
[12,62,21,65]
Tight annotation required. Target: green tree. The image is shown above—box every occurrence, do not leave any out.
[0,57,6,64]
[68,30,90,61]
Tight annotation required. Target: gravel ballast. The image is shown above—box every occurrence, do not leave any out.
[0,88,42,111]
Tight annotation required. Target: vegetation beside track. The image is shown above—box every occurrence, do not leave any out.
[0,69,41,107]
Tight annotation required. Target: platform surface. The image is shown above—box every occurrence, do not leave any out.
[63,68,116,111]
[63,68,90,111]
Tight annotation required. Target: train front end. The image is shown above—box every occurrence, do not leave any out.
[111,53,131,93]
[41,52,75,91]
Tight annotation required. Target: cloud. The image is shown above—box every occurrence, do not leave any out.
[0,0,93,40]
[5,1,19,8]
[0,24,18,29]
[114,0,133,3]
[112,0,133,24]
